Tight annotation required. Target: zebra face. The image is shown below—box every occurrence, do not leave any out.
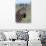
[16,7,26,22]
[19,9,26,18]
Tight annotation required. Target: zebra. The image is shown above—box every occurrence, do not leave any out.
[16,7,26,22]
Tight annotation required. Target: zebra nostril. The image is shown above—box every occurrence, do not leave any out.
[23,13,26,18]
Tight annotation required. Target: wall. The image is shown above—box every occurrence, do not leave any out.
[0,0,46,30]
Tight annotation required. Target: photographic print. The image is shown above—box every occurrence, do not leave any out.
[16,0,31,23]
